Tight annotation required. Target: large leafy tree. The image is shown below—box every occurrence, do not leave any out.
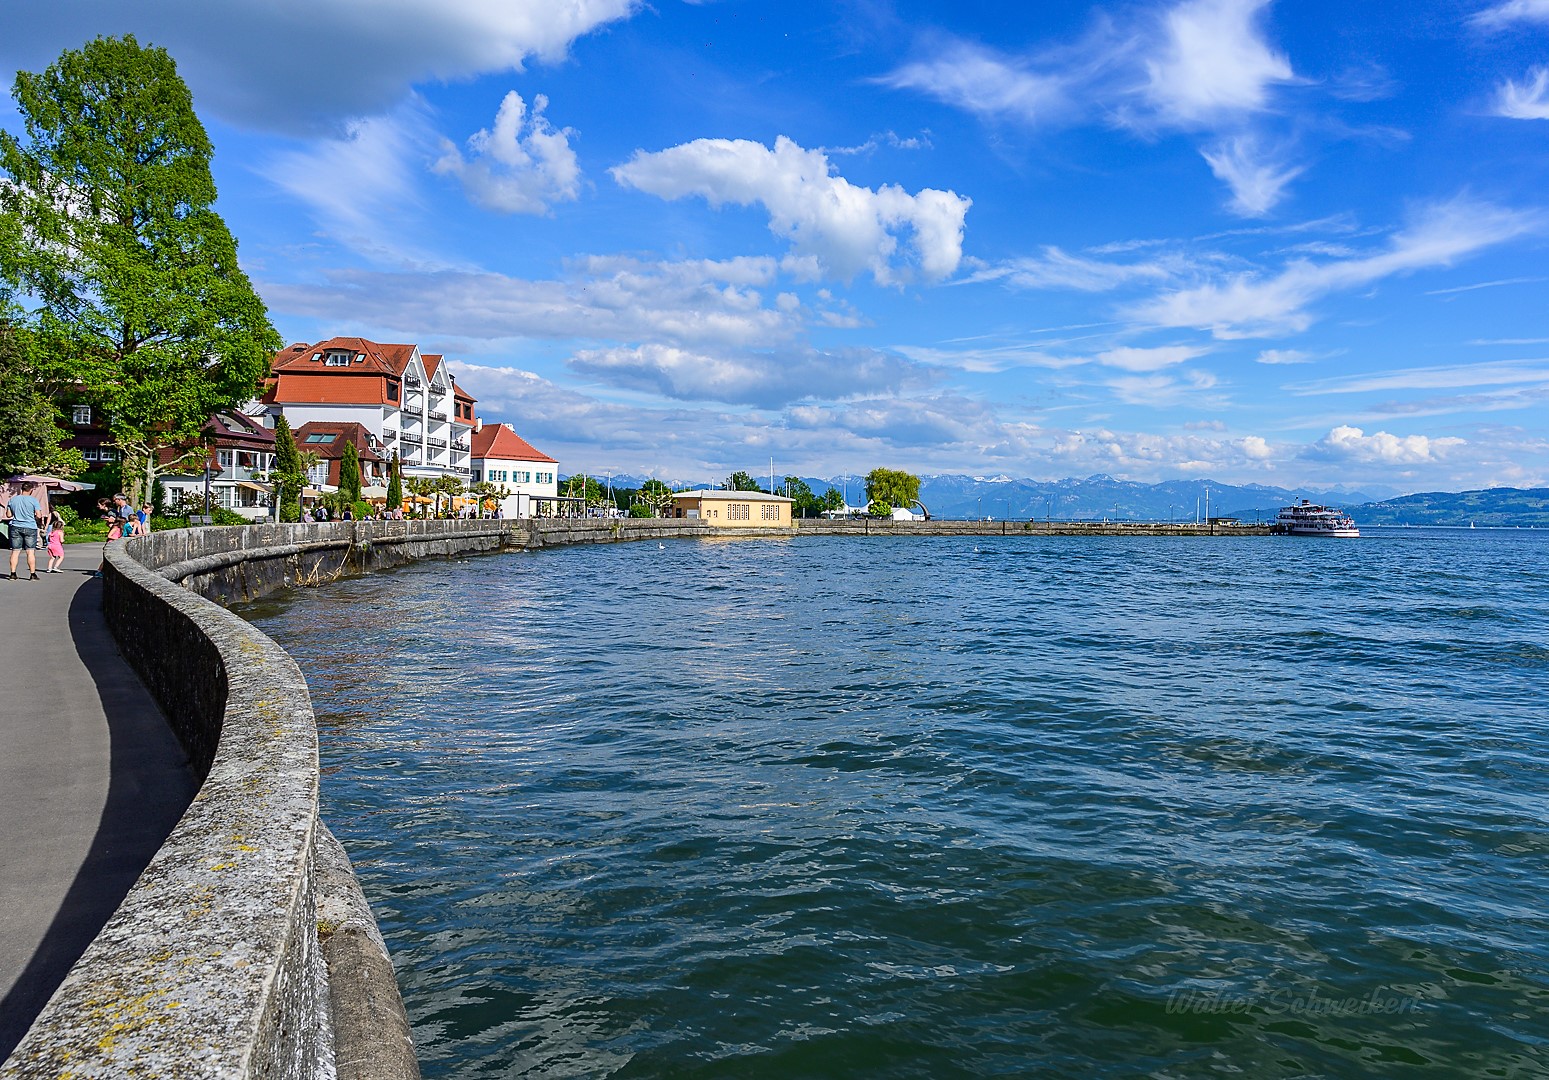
[0,316,83,476]
[865,467,921,515]
[724,470,764,492]
[0,36,281,503]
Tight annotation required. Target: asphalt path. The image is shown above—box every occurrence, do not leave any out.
[0,542,197,1062]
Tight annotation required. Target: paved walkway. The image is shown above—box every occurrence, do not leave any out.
[0,543,197,1062]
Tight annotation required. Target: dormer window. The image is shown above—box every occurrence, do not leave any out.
[323,351,352,367]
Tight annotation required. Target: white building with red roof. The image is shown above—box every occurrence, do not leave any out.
[262,337,477,482]
[471,423,559,517]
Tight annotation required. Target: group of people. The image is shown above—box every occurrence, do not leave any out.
[99,493,152,540]
[1,481,66,580]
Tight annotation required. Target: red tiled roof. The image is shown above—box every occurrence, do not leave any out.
[293,421,384,462]
[471,424,556,463]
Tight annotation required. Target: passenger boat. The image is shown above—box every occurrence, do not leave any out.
[1276,500,1360,537]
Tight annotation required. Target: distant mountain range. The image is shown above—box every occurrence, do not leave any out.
[570,472,1549,527]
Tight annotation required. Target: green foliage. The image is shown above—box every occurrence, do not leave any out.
[562,474,604,505]
[386,453,402,511]
[724,470,765,492]
[865,468,920,513]
[352,500,373,521]
[627,503,654,518]
[637,478,674,517]
[339,439,362,503]
[271,416,303,522]
[0,317,81,476]
[820,487,844,512]
[0,35,282,503]
[782,476,821,518]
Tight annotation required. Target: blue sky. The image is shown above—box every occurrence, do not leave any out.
[5,1,1549,491]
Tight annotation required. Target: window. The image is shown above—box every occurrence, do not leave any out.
[304,433,337,443]
[472,469,482,483]
[308,463,329,485]
[218,450,233,468]
[323,352,351,366]
[515,470,531,484]
[387,382,400,402]
[729,503,751,521]
[73,405,92,425]
[537,471,554,485]
[761,503,779,521]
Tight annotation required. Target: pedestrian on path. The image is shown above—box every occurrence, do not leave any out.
[45,512,65,573]
[5,488,42,579]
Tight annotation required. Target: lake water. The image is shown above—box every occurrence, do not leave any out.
[242,528,1549,1078]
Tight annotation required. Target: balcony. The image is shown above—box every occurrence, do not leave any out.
[427,436,448,450]
[401,432,423,444]
[428,410,448,423]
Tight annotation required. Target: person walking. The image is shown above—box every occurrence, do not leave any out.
[5,487,42,580]
[45,512,65,573]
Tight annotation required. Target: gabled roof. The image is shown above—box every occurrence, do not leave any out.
[204,411,276,448]
[470,424,556,464]
[293,421,385,462]
[271,337,410,379]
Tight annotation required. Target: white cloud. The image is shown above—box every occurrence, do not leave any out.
[566,342,925,407]
[1255,348,1312,364]
[262,104,433,253]
[1144,0,1293,126]
[966,246,1179,292]
[878,42,1069,125]
[1106,368,1219,405]
[1096,344,1209,371]
[1129,197,1538,338]
[259,255,799,349]
[1287,359,1549,395]
[434,91,580,213]
[1473,0,1549,29]
[611,135,971,284]
[0,0,641,133]
[1201,135,1304,216]
[1494,68,1549,120]
[1305,425,1466,464]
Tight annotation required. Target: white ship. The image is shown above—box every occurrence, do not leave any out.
[1276,500,1360,537]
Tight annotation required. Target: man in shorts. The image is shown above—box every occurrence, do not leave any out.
[6,488,42,580]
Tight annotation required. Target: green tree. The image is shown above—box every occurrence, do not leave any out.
[0,317,83,476]
[271,416,304,522]
[865,468,920,515]
[562,474,604,505]
[434,474,464,515]
[339,439,362,504]
[638,478,675,517]
[0,36,282,504]
[782,476,819,518]
[819,486,844,512]
[385,452,402,512]
[724,470,764,492]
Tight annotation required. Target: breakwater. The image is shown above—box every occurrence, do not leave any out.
[2,515,1266,1079]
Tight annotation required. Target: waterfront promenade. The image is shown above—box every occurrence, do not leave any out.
[0,544,196,1062]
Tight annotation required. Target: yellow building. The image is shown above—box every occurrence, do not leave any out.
[670,489,793,527]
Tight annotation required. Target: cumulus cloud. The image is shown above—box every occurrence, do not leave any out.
[434,91,580,213]
[1305,425,1466,464]
[611,136,971,284]
[1201,136,1304,216]
[878,41,1069,125]
[0,0,640,133]
[1143,0,1293,126]
[567,342,925,407]
[1494,68,1549,120]
[1129,197,1538,337]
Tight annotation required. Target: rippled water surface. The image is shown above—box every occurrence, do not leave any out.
[243,529,1549,1078]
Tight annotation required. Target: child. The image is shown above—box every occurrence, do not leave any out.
[45,512,65,573]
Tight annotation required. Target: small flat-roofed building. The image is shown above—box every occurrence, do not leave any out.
[670,489,793,527]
